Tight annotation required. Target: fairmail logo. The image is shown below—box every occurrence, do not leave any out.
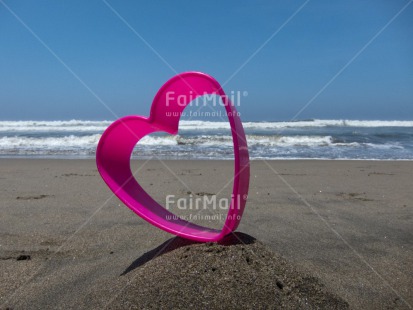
[165,194,247,210]
[165,90,247,107]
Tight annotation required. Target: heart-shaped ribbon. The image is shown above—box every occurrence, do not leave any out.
[96,72,250,242]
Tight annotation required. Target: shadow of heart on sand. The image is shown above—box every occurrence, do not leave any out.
[121,232,255,275]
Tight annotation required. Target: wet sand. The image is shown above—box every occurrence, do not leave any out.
[0,159,412,309]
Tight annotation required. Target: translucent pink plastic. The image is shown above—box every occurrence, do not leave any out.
[96,72,250,242]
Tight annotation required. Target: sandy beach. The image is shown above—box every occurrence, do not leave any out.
[0,159,412,309]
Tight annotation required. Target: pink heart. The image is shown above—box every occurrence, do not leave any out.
[96,72,250,242]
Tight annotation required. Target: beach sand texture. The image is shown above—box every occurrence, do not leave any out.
[0,159,412,309]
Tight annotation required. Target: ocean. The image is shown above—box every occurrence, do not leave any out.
[0,119,412,160]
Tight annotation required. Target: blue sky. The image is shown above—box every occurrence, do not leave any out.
[0,0,412,121]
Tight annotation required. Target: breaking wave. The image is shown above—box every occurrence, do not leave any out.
[0,119,411,159]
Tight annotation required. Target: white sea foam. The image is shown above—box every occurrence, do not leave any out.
[139,136,178,146]
[276,135,333,146]
[0,120,111,127]
[0,119,411,159]
[0,134,402,150]
[0,119,412,133]
[0,120,111,132]
[160,135,336,147]
[0,134,102,149]
[178,119,413,130]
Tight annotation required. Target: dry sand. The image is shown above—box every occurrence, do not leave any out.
[0,159,412,309]
[86,233,348,309]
